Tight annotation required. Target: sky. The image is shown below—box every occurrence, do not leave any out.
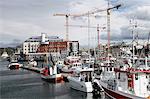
[0,0,150,47]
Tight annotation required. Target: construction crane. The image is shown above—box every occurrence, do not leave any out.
[66,24,106,49]
[67,24,106,60]
[72,1,121,65]
[53,14,69,41]
[53,13,100,41]
[54,2,121,49]
[53,13,80,41]
[71,2,121,54]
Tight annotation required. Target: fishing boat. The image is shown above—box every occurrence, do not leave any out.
[94,57,150,99]
[8,60,23,69]
[61,62,82,73]
[40,54,63,83]
[81,51,95,65]
[67,67,94,93]
[61,55,82,73]
[41,65,63,83]
[56,60,64,70]
[28,59,37,67]
[41,74,62,82]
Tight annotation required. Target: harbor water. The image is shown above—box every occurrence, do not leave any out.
[0,61,106,99]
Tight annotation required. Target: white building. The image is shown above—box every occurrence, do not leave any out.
[23,33,63,55]
[23,42,40,54]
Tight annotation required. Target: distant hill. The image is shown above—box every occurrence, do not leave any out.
[0,42,21,48]
[0,48,15,56]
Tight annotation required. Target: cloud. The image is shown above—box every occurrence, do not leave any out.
[127,6,150,21]
[0,39,21,48]
[0,33,22,47]
[0,0,150,47]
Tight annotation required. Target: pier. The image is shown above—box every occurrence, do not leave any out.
[20,66,73,82]
[20,66,43,73]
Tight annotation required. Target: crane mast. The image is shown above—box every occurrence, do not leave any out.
[53,13,80,41]
[54,2,121,54]
[66,15,69,41]
[107,0,110,57]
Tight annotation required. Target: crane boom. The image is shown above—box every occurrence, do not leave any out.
[73,4,121,17]
[53,3,121,43]
[53,13,82,41]
[66,24,106,29]
[53,14,70,41]
[66,24,106,53]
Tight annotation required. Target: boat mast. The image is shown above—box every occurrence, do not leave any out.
[97,24,100,62]
[87,11,91,56]
[132,21,135,66]
[148,31,150,44]
[130,19,137,66]
[107,0,110,66]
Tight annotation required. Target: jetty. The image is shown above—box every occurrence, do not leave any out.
[20,66,43,73]
[20,65,74,82]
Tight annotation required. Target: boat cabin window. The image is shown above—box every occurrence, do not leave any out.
[135,74,138,80]
[110,68,112,71]
[118,73,120,79]
[79,72,92,82]
[107,68,108,71]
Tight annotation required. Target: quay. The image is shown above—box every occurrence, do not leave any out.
[20,66,43,73]
[20,66,73,82]
[61,73,73,82]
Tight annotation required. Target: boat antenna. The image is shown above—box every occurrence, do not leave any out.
[148,31,150,44]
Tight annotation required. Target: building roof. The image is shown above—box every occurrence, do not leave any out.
[24,36,63,42]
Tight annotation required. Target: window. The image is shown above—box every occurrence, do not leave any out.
[110,68,112,71]
[135,74,138,80]
[118,73,120,79]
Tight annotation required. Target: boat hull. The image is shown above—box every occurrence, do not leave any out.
[100,81,146,99]
[102,86,131,99]
[61,68,73,73]
[41,74,63,83]
[68,76,93,93]
[8,63,22,69]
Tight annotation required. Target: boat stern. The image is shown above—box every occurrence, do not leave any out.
[85,82,93,92]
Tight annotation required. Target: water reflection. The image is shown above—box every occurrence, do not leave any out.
[0,61,106,99]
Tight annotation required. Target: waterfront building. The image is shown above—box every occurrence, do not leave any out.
[37,41,79,58]
[22,33,79,60]
[23,33,63,55]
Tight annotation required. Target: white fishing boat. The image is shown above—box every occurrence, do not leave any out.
[56,60,64,70]
[94,57,150,99]
[61,62,82,73]
[67,67,94,93]
[8,60,23,69]
[28,59,37,67]
[61,55,82,73]
[81,51,95,65]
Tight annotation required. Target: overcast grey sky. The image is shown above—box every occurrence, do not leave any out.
[0,0,150,47]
